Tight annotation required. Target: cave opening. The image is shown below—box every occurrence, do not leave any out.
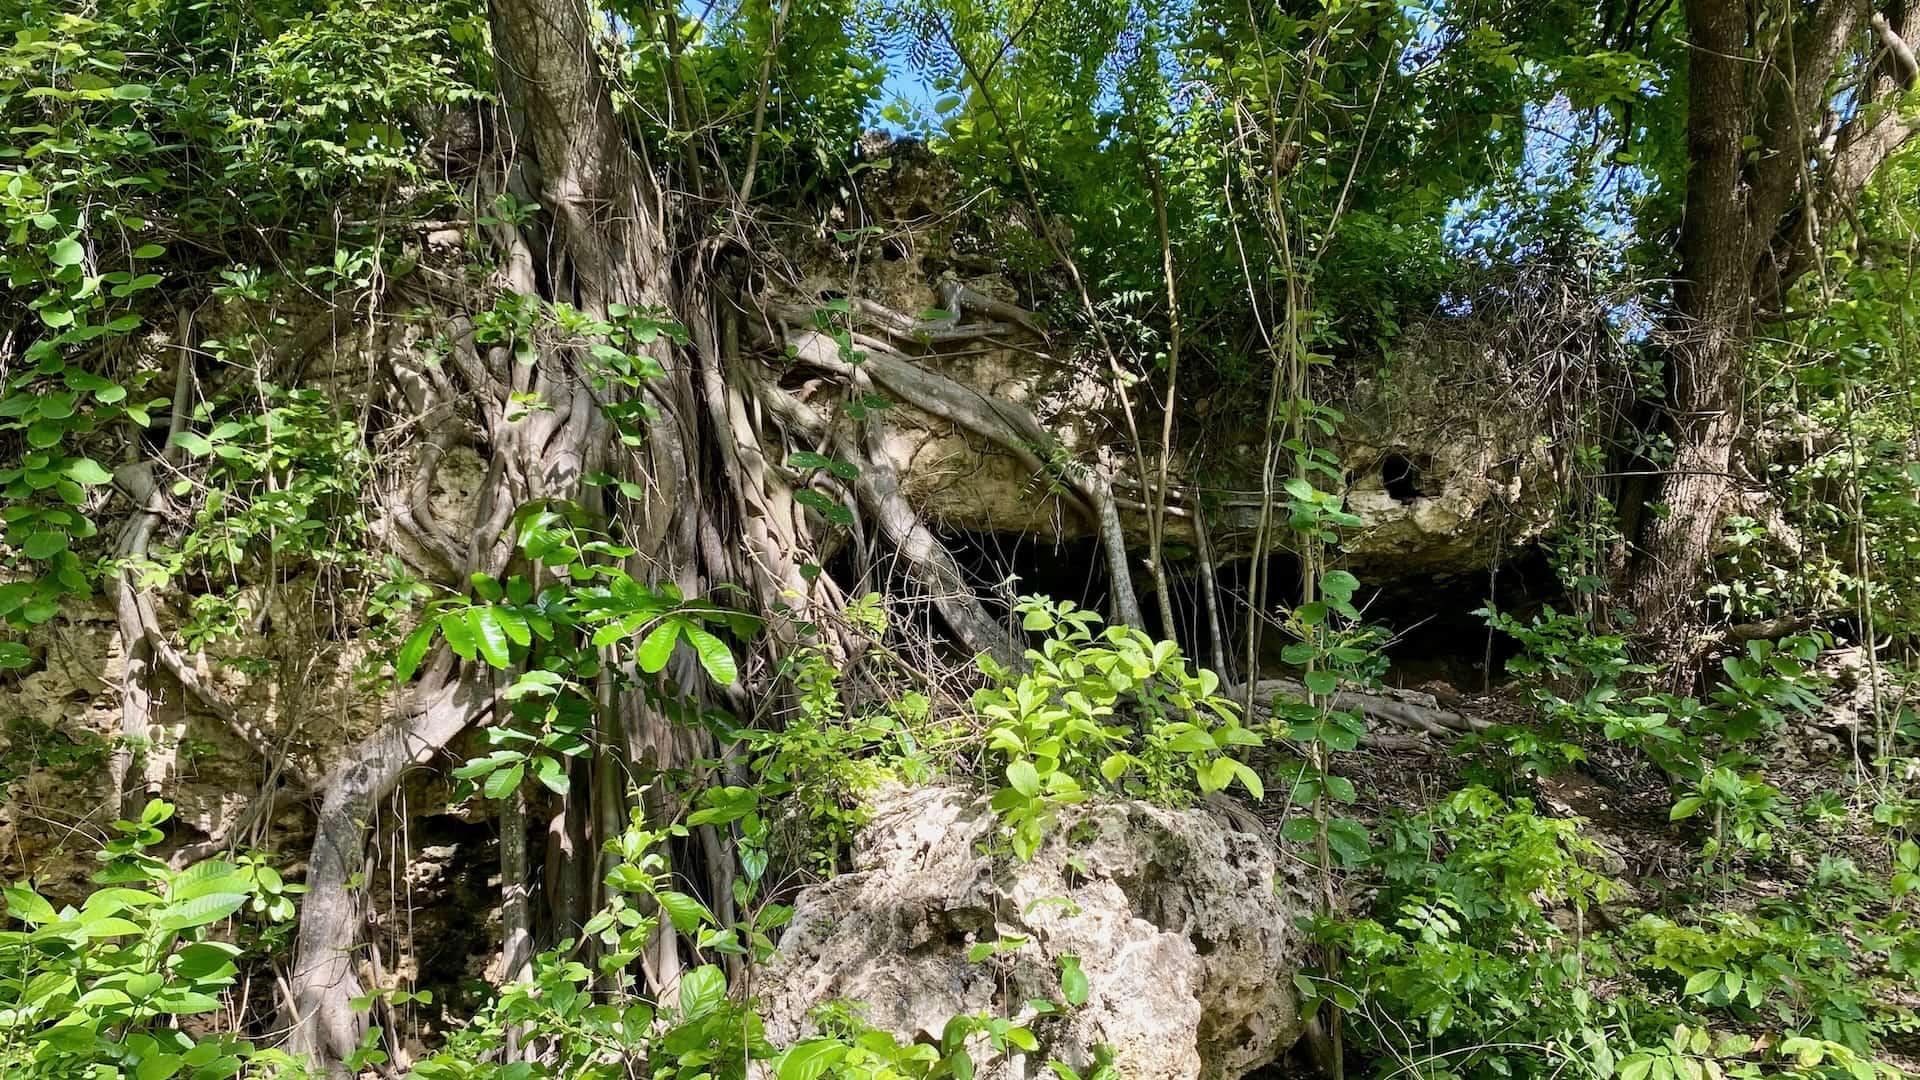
[1363,545,1564,692]
[1199,545,1564,693]
[1380,451,1429,502]
[912,528,1565,697]
[936,529,1112,619]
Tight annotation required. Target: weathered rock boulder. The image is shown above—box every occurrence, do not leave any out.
[758,785,1311,1079]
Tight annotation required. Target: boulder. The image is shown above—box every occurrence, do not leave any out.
[758,785,1311,1079]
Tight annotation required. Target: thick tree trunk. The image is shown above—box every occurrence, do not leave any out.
[1626,0,1752,643]
[1627,0,1920,644]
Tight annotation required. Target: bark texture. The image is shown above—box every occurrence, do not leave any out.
[1629,0,1919,639]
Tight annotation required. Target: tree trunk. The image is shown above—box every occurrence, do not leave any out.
[1626,0,1920,645]
[1626,0,1752,643]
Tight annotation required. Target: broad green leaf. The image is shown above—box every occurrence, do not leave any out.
[394,620,437,681]
[1058,953,1089,1007]
[636,620,680,672]
[150,989,223,1014]
[483,764,524,800]
[682,624,737,685]
[157,893,247,931]
[1007,760,1041,797]
[21,531,69,559]
[439,610,477,661]
[1319,570,1360,604]
[677,964,727,1019]
[63,458,114,485]
[171,861,247,900]
[495,607,532,647]
[3,884,57,924]
[136,1052,183,1080]
[1229,761,1265,800]
[468,607,511,669]
[658,891,710,934]
[777,1039,849,1080]
[170,941,243,981]
[532,755,569,795]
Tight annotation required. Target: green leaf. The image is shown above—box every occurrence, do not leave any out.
[20,531,68,559]
[636,620,680,673]
[150,990,223,1014]
[469,607,511,669]
[682,624,737,685]
[1682,969,1719,996]
[3,884,57,924]
[170,941,242,981]
[170,860,247,900]
[49,238,84,267]
[26,421,65,449]
[659,891,711,934]
[1319,570,1360,604]
[62,458,114,485]
[136,1052,183,1080]
[1669,796,1704,821]
[1324,817,1372,866]
[469,572,502,602]
[494,607,531,647]
[778,1039,850,1080]
[157,893,248,931]
[1229,760,1265,800]
[1007,759,1041,797]
[532,755,570,795]
[677,964,727,1019]
[482,764,524,800]
[793,489,837,516]
[1058,953,1089,1007]
[394,620,436,681]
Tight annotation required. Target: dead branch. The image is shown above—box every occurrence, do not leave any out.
[1237,678,1490,737]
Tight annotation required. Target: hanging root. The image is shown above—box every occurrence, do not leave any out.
[285,660,488,1074]
[763,305,1146,626]
[109,316,318,818]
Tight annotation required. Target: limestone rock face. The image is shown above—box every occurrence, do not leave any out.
[768,140,1567,580]
[758,785,1310,1080]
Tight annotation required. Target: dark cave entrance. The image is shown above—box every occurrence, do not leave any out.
[935,529,1112,618]
[922,528,1564,693]
[1169,545,1563,692]
[1379,451,1431,502]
